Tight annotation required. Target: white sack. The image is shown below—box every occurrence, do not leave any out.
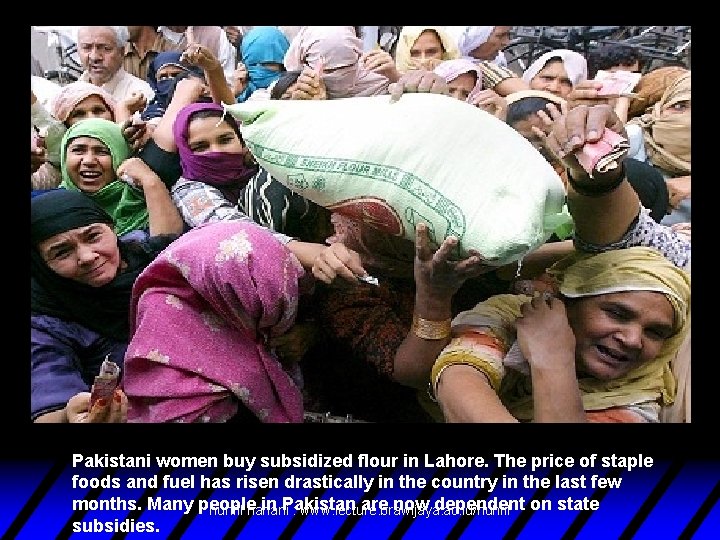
[227,93,571,266]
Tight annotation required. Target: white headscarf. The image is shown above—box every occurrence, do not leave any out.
[521,49,588,88]
[445,26,508,67]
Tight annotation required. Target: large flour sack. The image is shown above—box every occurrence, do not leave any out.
[227,93,570,266]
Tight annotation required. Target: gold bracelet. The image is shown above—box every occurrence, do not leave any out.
[412,314,452,340]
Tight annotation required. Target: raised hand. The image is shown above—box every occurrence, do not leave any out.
[542,104,628,184]
[361,49,400,82]
[470,89,507,120]
[413,223,490,299]
[516,294,575,371]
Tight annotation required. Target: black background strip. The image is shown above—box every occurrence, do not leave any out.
[3,460,66,539]
[619,460,684,540]
[222,467,286,540]
[446,466,509,540]
[389,468,450,539]
[278,466,343,539]
[332,466,397,540]
[561,468,622,540]
[503,466,567,539]
[169,465,231,537]
[111,466,175,540]
[57,466,118,540]
[678,479,720,539]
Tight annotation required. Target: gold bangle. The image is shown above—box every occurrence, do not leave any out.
[412,314,452,340]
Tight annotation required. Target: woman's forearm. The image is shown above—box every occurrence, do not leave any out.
[392,290,453,388]
[530,359,586,422]
[205,65,237,105]
[567,179,640,245]
[144,182,185,236]
[436,365,517,422]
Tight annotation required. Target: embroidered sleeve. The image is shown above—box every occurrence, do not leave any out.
[171,178,293,244]
[574,206,690,270]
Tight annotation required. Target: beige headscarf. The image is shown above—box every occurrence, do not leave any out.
[394,26,461,73]
[49,81,118,125]
[462,247,691,420]
[522,49,588,88]
[283,26,389,99]
[629,72,691,176]
[627,66,689,119]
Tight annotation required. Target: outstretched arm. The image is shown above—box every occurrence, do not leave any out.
[543,104,640,245]
[393,223,491,389]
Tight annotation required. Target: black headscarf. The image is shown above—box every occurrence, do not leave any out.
[31,190,148,341]
[141,52,209,121]
[624,158,670,223]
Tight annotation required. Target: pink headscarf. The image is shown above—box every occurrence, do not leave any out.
[49,81,117,124]
[284,26,389,98]
[433,58,485,103]
[172,102,258,204]
[123,221,306,423]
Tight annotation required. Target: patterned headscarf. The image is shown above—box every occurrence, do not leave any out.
[50,81,117,125]
[627,66,689,119]
[284,26,389,98]
[522,49,588,88]
[236,26,290,103]
[629,72,691,176]
[123,220,306,423]
[59,118,148,236]
[433,58,484,103]
[394,27,461,74]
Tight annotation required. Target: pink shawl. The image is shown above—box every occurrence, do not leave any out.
[123,221,305,423]
[284,26,389,98]
[433,58,485,103]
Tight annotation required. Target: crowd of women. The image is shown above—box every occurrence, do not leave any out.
[30,26,691,423]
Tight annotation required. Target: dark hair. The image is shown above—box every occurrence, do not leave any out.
[270,70,302,99]
[505,97,557,126]
[587,44,643,78]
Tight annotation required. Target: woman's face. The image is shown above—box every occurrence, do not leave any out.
[67,95,114,126]
[661,98,691,117]
[410,30,445,70]
[38,223,121,287]
[530,59,573,98]
[186,116,245,154]
[156,64,187,81]
[566,291,675,381]
[448,72,477,102]
[65,136,115,193]
[469,26,512,61]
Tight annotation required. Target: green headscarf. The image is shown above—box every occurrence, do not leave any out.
[59,118,149,236]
